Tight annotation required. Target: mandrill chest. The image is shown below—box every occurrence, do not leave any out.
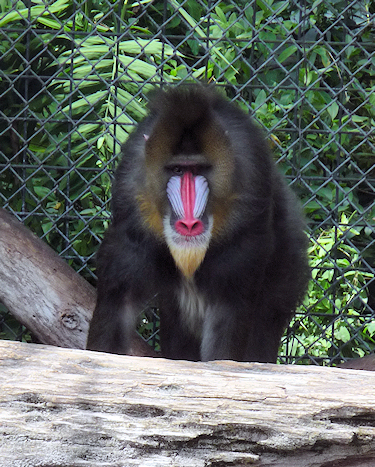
[177,277,206,337]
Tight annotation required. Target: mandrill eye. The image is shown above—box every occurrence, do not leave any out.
[172,166,183,176]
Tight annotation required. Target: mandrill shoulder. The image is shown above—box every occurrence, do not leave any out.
[96,219,176,293]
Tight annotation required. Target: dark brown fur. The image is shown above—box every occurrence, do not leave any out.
[87,86,310,363]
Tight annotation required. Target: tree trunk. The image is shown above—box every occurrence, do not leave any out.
[0,208,94,348]
[0,207,156,356]
[1,340,375,467]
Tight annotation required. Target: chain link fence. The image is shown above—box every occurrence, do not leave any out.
[1,0,374,365]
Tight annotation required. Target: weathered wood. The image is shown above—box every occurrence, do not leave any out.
[0,207,157,356]
[338,353,375,371]
[1,340,375,467]
[0,208,94,348]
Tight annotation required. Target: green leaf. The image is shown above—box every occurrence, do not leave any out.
[335,326,351,343]
[41,221,53,236]
[34,186,52,199]
[254,89,267,107]
[278,45,298,64]
[60,90,107,113]
[36,17,62,29]
[108,124,129,144]
[70,124,102,141]
[118,55,159,78]
[119,39,175,56]
[107,102,133,124]
[0,0,69,26]
[273,1,289,15]
[366,322,375,336]
[214,6,227,26]
[327,102,339,121]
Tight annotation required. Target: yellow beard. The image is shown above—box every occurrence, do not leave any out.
[168,244,207,279]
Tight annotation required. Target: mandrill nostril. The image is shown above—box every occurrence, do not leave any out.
[175,219,204,236]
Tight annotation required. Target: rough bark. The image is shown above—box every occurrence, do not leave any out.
[0,207,156,356]
[338,353,375,371]
[1,340,375,467]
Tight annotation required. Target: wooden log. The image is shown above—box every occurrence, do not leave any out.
[0,208,93,348]
[0,207,157,356]
[338,353,375,371]
[0,340,375,467]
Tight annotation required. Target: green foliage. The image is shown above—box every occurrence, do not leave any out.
[0,303,32,342]
[280,214,375,363]
[1,0,177,268]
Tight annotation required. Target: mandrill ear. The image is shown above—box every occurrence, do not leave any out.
[143,134,149,141]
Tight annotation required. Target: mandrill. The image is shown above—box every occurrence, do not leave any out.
[87,85,310,363]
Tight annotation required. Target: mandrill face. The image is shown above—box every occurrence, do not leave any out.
[163,168,214,278]
[138,100,236,279]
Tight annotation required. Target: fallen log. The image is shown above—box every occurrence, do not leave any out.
[0,340,375,467]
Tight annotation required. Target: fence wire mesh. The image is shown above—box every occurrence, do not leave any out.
[0,0,374,365]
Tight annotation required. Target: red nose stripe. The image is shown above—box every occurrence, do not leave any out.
[181,172,195,220]
[175,172,204,236]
